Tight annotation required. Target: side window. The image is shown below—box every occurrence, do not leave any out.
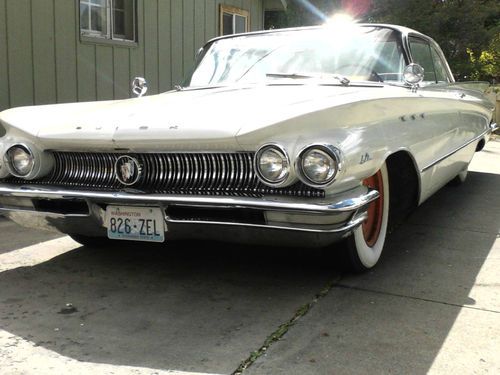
[220,5,249,36]
[80,0,136,42]
[430,47,449,82]
[409,37,436,82]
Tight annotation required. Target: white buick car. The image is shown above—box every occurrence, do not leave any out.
[0,23,496,271]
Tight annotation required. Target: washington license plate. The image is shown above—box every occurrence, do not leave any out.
[106,206,165,242]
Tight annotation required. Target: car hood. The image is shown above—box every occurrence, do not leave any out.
[0,84,384,151]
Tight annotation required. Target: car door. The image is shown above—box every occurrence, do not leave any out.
[408,36,472,197]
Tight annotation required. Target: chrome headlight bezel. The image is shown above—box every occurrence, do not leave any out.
[254,144,292,187]
[297,144,342,187]
[6,144,35,178]
[3,143,54,180]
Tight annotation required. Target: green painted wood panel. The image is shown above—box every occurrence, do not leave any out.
[77,43,97,102]
[205,0,217,40]
[194,0,206,52]
[182,0,195,77]
[0,0,265,109]
[54,0,77,103]
[0,0,10,110]
[144,0,159,94]
[158,0,172,92]
[32,0,57,105]
[6,0,34,107]
[250,0,262,31]
[96,46,114,100]
[171,0,183,86]
[113,47,131,99]
[129,0,145,93]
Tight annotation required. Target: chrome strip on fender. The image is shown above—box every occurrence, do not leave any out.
[420,130,489,173]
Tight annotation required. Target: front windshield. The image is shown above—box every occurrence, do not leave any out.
[185,26,405,87]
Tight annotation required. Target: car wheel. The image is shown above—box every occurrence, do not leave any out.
[345,163,390,272]
[69,234,112,248]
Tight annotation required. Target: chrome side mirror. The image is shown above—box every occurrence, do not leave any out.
[403,63,424,92]
[131,77,148,97]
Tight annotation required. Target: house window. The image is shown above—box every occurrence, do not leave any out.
[220,5,249,36]
[80,0,136,42]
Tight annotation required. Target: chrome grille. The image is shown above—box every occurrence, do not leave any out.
[10,152,324,198]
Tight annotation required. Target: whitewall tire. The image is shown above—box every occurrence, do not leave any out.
[346,163,390,272]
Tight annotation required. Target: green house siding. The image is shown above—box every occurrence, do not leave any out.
[0,0,264,111]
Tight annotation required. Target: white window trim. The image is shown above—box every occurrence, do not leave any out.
[219,5,250,36]
[80,0,136,43]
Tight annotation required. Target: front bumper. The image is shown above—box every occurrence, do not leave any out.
[0,183,378,247]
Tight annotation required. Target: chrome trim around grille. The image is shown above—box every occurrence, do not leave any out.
[8,152,324,198]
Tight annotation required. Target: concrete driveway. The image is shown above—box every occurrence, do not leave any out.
[0,140,499,375]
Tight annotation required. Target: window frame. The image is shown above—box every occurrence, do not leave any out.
[219,5,250,36]
[79,0,137,44]
[408,34,452,84]
[80,0,109,38]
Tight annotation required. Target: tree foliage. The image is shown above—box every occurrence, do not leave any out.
[265,0,499,81]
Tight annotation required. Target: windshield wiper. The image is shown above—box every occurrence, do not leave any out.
[266,73,350,86]
[266,73,313,79]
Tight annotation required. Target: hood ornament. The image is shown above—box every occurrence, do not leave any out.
[131,77,148,97]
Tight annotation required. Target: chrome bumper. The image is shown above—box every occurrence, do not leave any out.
[0,183,379,246]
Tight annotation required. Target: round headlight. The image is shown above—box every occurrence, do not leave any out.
[7,145,34,177]
[300,146,339,185]
[255,145,290,185]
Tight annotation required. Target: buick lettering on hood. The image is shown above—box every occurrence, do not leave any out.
[0,23,496,271]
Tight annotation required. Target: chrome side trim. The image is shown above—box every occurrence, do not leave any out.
[0,183,379,214]
[420,130,489,173]
[491,122,498,133]
[164,211,368,234]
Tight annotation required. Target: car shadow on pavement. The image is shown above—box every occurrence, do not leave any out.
[0,230,335,374]
[0,171,498,375]
[0,216,61,255]
[248,170,499,375]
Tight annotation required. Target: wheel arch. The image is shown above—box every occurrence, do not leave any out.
[384,150,420,233]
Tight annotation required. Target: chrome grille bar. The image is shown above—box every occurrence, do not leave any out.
[9,152,324,198]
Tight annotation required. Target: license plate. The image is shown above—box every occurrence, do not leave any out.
[106,206,165,242]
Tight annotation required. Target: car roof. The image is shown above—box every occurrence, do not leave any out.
[205,23,428,45]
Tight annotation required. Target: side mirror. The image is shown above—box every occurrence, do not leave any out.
[131,77,148,98]
[403,63,424,91]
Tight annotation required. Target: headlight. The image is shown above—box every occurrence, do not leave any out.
[6,145,34,177]
[299,145,340,186]
[255,145,290,186]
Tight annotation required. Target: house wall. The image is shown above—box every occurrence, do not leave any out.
[0,0,264,111]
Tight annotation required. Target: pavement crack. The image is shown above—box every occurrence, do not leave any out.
[335,284,500,314]
[232,276,341,375]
